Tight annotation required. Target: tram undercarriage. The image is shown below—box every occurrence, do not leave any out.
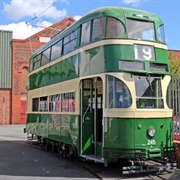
[27,133,176,174]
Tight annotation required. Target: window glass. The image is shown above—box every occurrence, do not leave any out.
[34,60,41,70]
[106,17,125,38]
[157,25,166,43]
[32,98,39,111]
[33,54,41,70]
[107,75,132,108]
[49,94,60,112]
[40,96,48,111]
[51,40,62,61]
[127,19,155,41]
[29,58,33,72]
[42,48,50,66]
[70,30,77,40]
[166,80,173,109]
[62,92,75,112]
[135,76,164,108]
[63,30,77,55]
[63,39,77,54]
[81,21,91,46]
[64,35,70,44]
[92,17,106,42]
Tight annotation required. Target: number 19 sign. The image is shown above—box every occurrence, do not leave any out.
[134,44,155,61]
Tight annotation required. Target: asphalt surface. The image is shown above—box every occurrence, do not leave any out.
[0,125,97,180]
[0,125,180,180]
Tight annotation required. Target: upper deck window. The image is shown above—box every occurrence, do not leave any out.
[81,21,91,46]
[92,17,106,42]
[127,19,155,41]
[157,25,166,43]
[42,48,50,66]
[51,40,62,61]
[106,17,125,38]
[33,54,41,70]
[63,30,77,55]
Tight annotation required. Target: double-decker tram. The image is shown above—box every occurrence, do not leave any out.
[26,6,176,173]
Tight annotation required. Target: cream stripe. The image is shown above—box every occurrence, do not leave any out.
[29,39,167,76]
[27,72,173,118]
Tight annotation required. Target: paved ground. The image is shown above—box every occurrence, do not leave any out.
[0,125,97,180]
[0,125,179,180]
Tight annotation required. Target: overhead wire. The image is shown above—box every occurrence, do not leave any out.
[12,0,99,40]
[83,0,100,15]
[27,0,59,23]
[9,0,59,31]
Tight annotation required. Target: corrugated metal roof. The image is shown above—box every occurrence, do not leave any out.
[0,30,12,88]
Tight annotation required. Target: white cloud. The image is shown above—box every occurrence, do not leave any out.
[3,0,68,20]
[73,15,81,21]
[122,0,147,6]
[0,21,52,39]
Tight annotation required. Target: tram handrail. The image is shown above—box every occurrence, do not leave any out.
[82,105,90,122]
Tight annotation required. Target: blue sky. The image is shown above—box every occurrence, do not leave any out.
[0,0,179,50]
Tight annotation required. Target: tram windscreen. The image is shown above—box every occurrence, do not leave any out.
[135,76,164,108]
[107,75,132,108]
[127,19,155,41]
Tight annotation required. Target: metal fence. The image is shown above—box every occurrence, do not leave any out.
[170,76,180,117]
[170,75,180,143]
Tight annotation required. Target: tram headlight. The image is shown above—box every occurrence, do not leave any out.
[147,127,156,137]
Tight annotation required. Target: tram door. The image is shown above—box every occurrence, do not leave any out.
[80,77,103,156]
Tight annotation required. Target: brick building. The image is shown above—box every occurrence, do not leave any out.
[169,49,180,59]
[0,30,12,125]
[0,17,75,125]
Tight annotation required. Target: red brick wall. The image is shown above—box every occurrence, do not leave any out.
[168,50,180,59]
[0,89,11,125]
[11,17,75,124]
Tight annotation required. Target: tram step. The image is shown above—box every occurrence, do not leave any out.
[80,154,103,163]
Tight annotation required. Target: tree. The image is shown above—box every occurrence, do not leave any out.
[169,52,180,75]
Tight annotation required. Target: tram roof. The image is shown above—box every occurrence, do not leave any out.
[32,6,163,57]
[80,6,161,21]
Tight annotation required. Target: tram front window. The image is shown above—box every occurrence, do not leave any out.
[135,76,164,108]
[107,75,132,108]
[127,19,155,41]
[157,25,166,43]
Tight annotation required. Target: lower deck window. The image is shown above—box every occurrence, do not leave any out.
[49,94,60,112]
[106,75,132,108]
[32,98,39,111]
[136,99,164,108]
[32,92,75,112]
[62,92,75,112]
[135,76,164,109]
[40,96,48,111]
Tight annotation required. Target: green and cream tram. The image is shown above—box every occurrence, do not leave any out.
[26,6,175,173]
